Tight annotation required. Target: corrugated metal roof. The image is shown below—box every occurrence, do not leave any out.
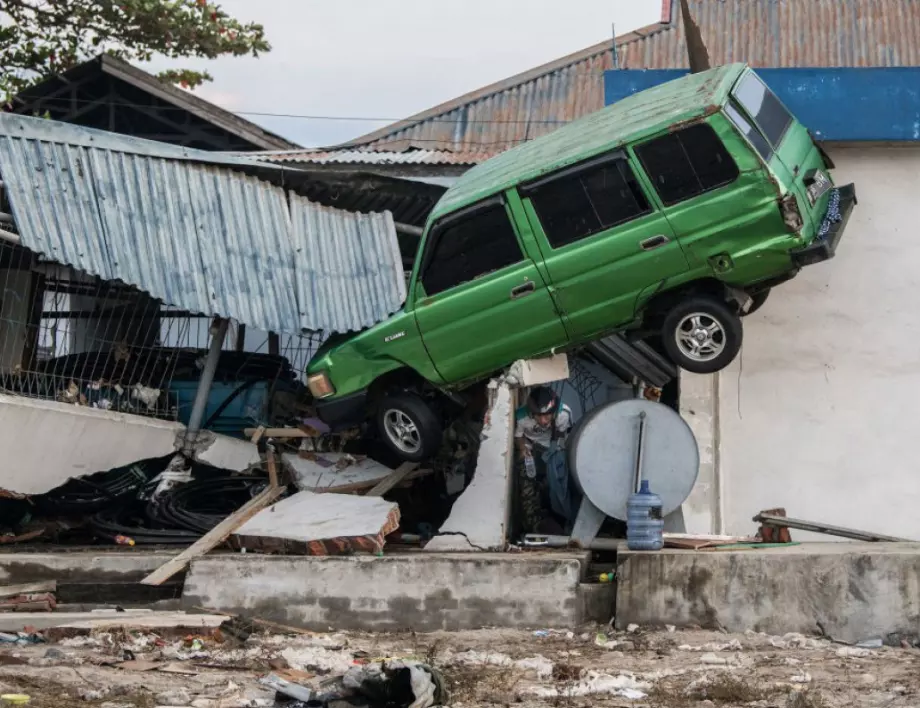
[432,64,741,219]
[0,113,406,335]
[254,148,482,166]
[344,0,920,158]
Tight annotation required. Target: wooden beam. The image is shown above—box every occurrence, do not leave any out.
[140,484,285,586]
[244,427,315,439]
[365,463,417,497]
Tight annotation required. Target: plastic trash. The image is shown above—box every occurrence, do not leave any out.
[1,695,30,706]
[626,480,663,551]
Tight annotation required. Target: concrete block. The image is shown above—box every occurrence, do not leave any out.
[184,552,589,631]
[615,543,920,643]
[234,491,400,555]
[507,354,570,387]
[425,382,515,551]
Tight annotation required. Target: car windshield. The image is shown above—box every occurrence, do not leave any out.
[732,72,793,148]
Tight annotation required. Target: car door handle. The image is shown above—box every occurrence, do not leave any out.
[510,281,536,299]
[640,235,670,251]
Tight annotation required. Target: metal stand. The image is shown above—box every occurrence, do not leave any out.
[527,399,699,550]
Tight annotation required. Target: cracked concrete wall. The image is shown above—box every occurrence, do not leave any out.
[0,394,258,494]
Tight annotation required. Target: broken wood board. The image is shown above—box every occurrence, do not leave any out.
[366,463,417,496]
[141,484,285,586]
[663,533,757,550]
[283,454,427,493]
[233,490,400,555]
[43,612,230,640]
[244,427,316,439]
[0,581,56,599]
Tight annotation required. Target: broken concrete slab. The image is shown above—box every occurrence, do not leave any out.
[284,453,395,492]
[42,611,229,639]
[0,552,175,585]
[0,394,261,495]
[234,490,400,555]
[184,551,590,631]
[425,381,515,551]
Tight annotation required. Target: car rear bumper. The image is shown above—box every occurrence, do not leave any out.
[791,183,857,268]
[315,389,368,430]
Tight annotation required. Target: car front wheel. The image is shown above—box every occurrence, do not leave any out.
[661,296,743,374]
[376,392,443,462]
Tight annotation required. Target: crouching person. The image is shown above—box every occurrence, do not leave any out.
[514,386,579,535]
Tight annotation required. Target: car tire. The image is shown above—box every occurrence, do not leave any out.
[661,296,743,374]
[377,392,443,462]
[742,288,771,317]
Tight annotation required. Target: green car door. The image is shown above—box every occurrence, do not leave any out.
[518,151,688,342]
[412,196,569,384]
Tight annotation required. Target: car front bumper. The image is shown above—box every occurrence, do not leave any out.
[791,183,857,268]
[314,389,368,431]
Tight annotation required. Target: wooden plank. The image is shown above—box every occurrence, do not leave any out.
[249,425,266,444]
[266,449,279,488]
[366,463,417,497]
[0,581,56,599]
[140,485,284,586]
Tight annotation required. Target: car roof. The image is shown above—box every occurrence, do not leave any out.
[429,63,747,222]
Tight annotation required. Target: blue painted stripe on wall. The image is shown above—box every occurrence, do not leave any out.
[605,67,920,141]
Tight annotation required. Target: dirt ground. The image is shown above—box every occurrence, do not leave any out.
[0,624,917,708]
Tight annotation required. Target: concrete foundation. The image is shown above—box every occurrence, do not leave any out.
[0,552,175,584]
[616,542,920,643]
[184,551,591,631]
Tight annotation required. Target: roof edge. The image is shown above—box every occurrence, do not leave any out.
[339,17,677,150]
[96,55,300,151]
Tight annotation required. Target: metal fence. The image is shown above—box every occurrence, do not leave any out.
[0,238,323,429]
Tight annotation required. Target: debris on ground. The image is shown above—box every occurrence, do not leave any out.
[0,625,909,707]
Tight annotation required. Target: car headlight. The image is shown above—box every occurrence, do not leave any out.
[308,371,335,398]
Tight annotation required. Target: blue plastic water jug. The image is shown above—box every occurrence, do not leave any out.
[627,479,664,551]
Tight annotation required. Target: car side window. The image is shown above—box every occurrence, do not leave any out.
[524,156,652,249]
[421,202,524,297]
[636,123,740,206]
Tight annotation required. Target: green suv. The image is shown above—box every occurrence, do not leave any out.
[307,63,856,461]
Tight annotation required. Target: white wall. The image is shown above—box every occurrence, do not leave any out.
[715,145,920,539]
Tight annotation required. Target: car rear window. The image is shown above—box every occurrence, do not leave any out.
[635,123,739,206]
[732,72,793,148]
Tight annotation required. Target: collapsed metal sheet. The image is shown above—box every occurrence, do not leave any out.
[0,113,406,335]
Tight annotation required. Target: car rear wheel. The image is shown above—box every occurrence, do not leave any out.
[662,296,743,374]
[377,392,443,462]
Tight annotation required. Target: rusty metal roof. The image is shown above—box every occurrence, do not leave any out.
[345,0,920,159]
[254,148,482,166]
[0,113,406,335]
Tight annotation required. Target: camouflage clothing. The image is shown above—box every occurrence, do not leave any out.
[516,444,550,534]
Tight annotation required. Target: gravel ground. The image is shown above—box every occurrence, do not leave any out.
[0,624,917,708]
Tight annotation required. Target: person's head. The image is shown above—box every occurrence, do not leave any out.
[527,386,559,427]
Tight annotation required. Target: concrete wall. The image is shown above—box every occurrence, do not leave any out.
[616,543,920,643]
[184,552,590,632]
[716,146,920,539]
[677,146,920,539]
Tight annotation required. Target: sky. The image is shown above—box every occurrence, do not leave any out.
[146,0,662,148]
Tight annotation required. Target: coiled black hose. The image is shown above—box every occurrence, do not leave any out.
[147,476,269,534]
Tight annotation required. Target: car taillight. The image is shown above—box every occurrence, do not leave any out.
[780,193,803,233]
[308,372,335,398]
